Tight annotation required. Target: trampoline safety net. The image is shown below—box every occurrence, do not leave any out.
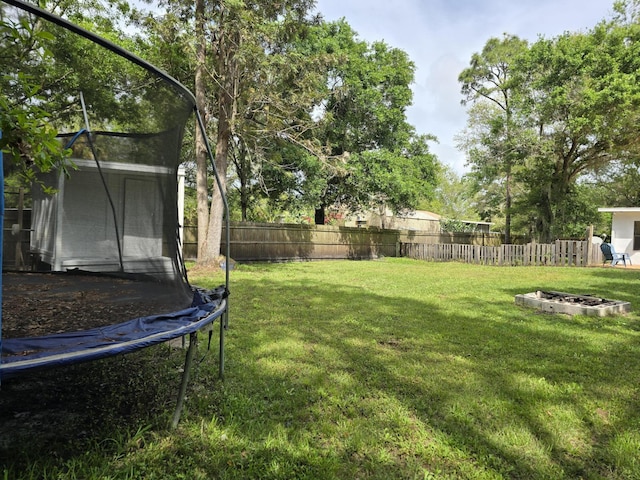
[1,0,227,383]
[2,0,196,303]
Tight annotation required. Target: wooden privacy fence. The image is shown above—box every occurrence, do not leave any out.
[182,223,514,261]
[182,222,602,266]
[202,222,400,262]
[400,240,594,266]
[4,208,602,267]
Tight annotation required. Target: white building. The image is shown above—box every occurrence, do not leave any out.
[31,159,185,275]
[597,207,640,264]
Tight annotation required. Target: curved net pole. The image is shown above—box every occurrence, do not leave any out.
[2,0,196,106]
[78,92,125,272]
[195,109,230,380]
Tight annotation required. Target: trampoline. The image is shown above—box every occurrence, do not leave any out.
[0,0,230,426]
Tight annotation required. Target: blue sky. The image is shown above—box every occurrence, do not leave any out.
[313,0,617,174]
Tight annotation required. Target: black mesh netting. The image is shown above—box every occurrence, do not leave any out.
[2,0,200,330]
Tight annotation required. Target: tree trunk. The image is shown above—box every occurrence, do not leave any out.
[199,24,238,264]
[540,186,554,243]
[200,91,234,263]
[240,182,249,221]
[504,168,512,244]
[205,174,226,261]
[235,141,250,221]
[195,0,209,261]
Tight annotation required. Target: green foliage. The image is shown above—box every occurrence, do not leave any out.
[0,12,69,180]
[593,158,640,207]
[349,134,439,215]
[298,20,439,221]
[317,22,415,154]
[459,34,528,109]
[252,141,327,217]
[422,166,479,221]
[460,16,640,242]
[439,218,477,233]
[513,21,640,240]
[458,35,530,243]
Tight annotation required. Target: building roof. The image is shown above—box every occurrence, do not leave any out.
[598,207,640,213]
[397,210,441,221]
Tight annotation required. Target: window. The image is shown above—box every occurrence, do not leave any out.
[634,221,640,250]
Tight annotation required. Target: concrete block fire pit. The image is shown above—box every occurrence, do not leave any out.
[515,290,631,316]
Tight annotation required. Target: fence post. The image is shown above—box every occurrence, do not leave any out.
[585,225,593,266]
[531,239,536,266]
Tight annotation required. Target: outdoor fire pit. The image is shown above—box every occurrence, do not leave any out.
[515,290,631,316]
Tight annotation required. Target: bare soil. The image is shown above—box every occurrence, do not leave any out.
[1,271,191,340]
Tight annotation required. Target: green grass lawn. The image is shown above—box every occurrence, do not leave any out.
[3,258,640,479]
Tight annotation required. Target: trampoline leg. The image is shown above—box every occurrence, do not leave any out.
[219,311,226,380]
[171,331,198,429]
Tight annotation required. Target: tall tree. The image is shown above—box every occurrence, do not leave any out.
[194,0,210,261]
[191,0,321,264]
[514,19,640,241]
[458,34,528,243]
[305,20,437,224]
[129,0,329,256]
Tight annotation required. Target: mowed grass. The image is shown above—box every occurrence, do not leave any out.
[4,258,640,479]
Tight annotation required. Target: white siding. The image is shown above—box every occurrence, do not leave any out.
[611,212,640,264]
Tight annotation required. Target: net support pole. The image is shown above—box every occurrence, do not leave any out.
[171,331,198,429]
[79,92,125,273]
[195,109,230,380]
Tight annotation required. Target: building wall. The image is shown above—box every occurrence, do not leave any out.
[363,213,441,232]
[30,159,183,274]
[611,212,640,264]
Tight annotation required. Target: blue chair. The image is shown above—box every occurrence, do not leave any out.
[600,243,631,267]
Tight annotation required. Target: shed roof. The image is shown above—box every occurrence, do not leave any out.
[598,207,640,213]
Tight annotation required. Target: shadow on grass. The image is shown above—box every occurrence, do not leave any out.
[0,345,187,471]
[114,268,639,478]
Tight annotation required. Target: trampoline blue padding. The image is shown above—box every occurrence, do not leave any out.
[1,290,226,379]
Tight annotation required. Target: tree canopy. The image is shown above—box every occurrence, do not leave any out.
[0,5,69,182]
[297,20,439,224]
[458,34,529,243]
[458,7,640,241]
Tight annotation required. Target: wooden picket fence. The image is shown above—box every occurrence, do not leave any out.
[400,240,594,267]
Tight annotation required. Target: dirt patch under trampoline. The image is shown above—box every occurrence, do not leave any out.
[1,271,193,340]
